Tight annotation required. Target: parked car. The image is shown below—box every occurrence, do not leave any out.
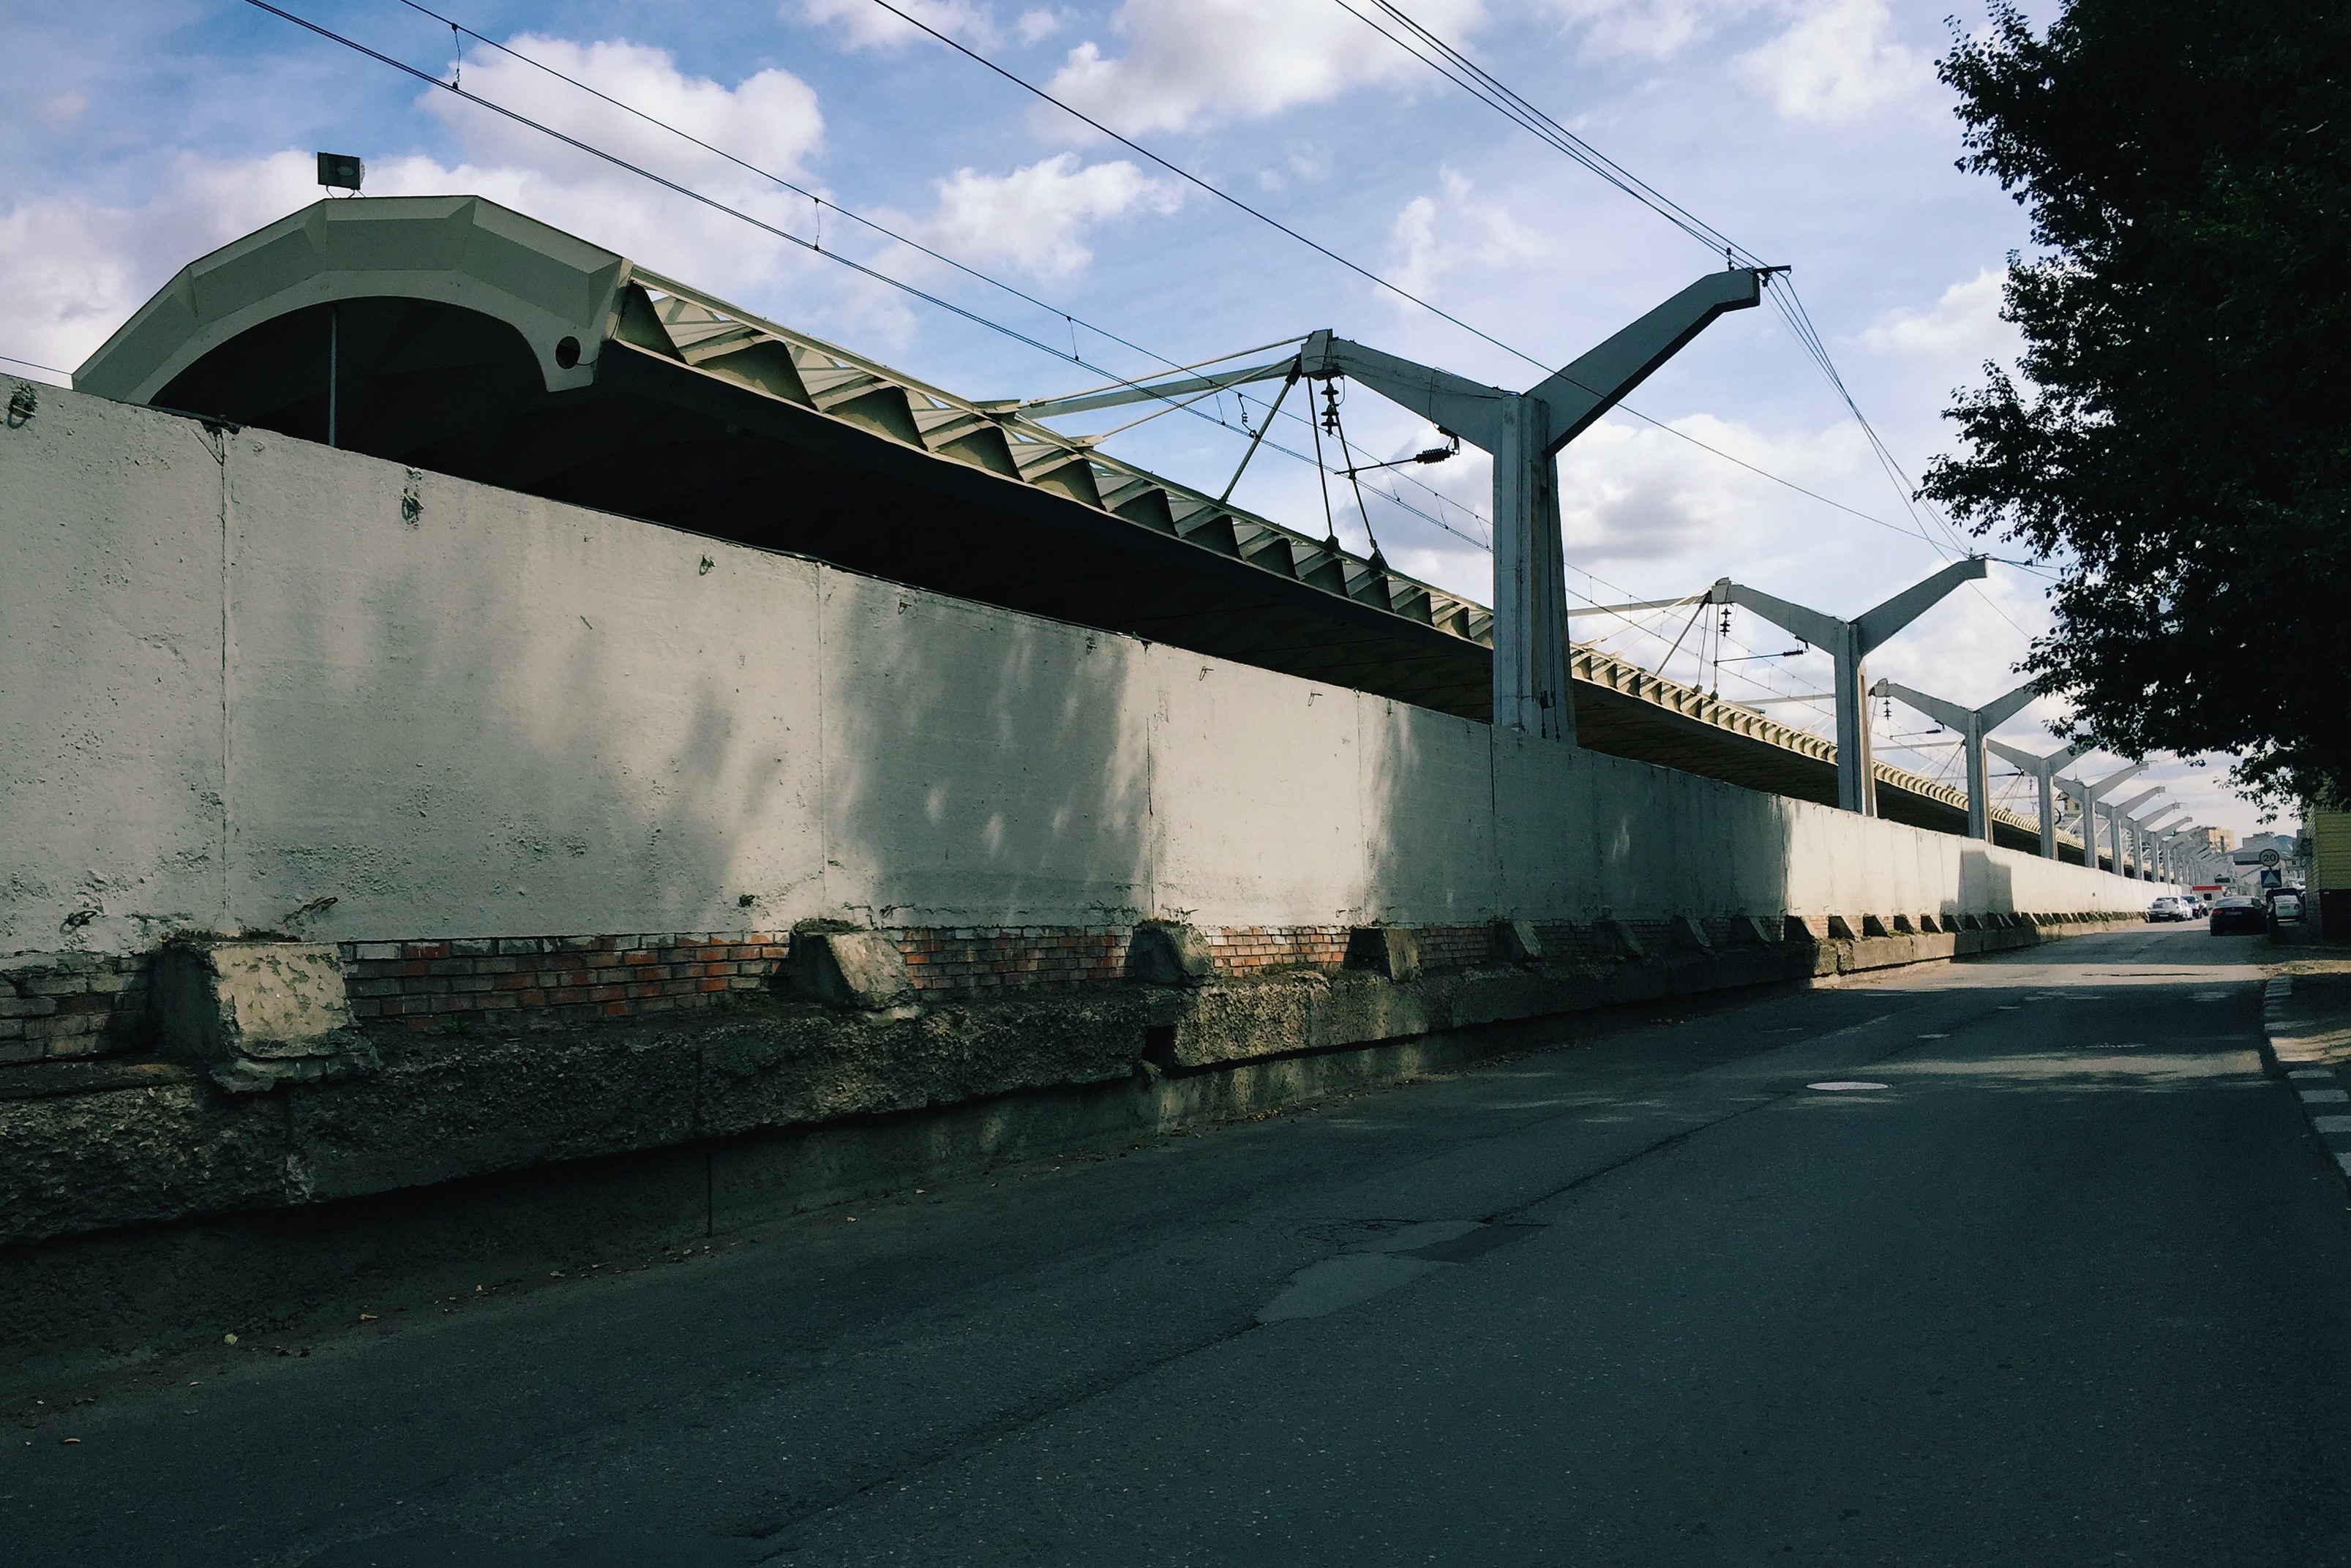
[2270,889,2306,923]
[2209,896,2267,934]
[2148,896,2192,922]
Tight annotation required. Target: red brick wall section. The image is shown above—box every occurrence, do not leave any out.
[1411,924,1498,972]
[0,911,2047,1054]
[893,928,1130,994]
[0,953,151,1065]
[1204,926,1351,975]
[338,934,784,1029]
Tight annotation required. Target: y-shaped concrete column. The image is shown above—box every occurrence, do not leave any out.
[1712,559,1990,814]
[1303,269,1766,739]
[2106,786,2166,877]
[1870,678,2034,841]
[2137,803,2185,880]
[2055,761,2146,871]
[1987,739,2086,860]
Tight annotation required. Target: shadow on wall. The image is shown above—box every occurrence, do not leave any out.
[1357,698,1499,926]
[14,399,2143,954]
[227,434,805,943]
[1956,847,2016,919]
[819,571,1152,928]
[0,394,235,953]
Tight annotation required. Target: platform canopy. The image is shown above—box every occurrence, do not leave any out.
[77,195,2057,850]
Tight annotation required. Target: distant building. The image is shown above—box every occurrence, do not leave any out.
[2242,830,2299,861]
[2192,825,2236,854]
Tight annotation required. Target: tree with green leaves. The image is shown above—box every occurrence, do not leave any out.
[1923,0,2351,809]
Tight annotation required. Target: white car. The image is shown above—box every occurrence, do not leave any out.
[2148,896,2192,922]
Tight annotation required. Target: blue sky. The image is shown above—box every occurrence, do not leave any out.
[0,0,2261,847]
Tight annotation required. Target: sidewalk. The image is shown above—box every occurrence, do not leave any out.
[2262,959,2351,1188]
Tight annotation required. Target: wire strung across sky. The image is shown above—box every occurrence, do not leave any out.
[242,0,1960,730]
[247,1,1473,542]
[850,0,1998,563]
[1330,0,2060,626]
[236,4,1830,718]
[285,0,1982,572]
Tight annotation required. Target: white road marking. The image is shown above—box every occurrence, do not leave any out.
[1807,1082,1890,1093]
[2298,1089,2350,1105]
[2289,1070,2335,1080]
[2311,1115,2351,1134]
[1916,1033,1949,1040]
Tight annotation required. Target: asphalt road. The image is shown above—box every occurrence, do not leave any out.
[8,925,2350,1567]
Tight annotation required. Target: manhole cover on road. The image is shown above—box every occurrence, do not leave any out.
[1807,1081,1890,1092]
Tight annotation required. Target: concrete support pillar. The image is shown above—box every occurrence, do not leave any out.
[1489,399,1572,740]
[2056,762,2146,873]
[1717,558,1990,817]
[1875,679,2033,841]
[1301,268,1762,746]
[1836,631,1875,819]
[2107,787,2167,880]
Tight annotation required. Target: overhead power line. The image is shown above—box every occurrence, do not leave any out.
[242,3,1398,520]
[852,0,1972,558]
[1332,0,2061,642]
[264,4,1502,549]
[392,0,1197,389]
[249,0,1919,577]
[1327,0,1975,558]
[243,0,2011,680]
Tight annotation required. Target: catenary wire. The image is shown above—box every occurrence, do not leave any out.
[853,0,1976,557]
[242,1,1443,527]
[361,0,1927,576]
[1330,0,2054,621]
[1355,0,2069,629]
[390,0,1240,391]
[392,0,1992,571]
[251,1,1996,719]
[1335,0,1976,556]
[372,4,1497,561]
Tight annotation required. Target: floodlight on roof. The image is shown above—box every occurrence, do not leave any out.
[315,153,364,193]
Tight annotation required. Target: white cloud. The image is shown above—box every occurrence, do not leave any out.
[36,91,87,127]
[427,35,822,183]
[1553,413,1874,569]
[0,38,836,382]
[0,149,323,380]
[795,0,1000,51]
[1044,0,1485,135]
[915,153,1181,278]
[1016,7,1062,43]
[1258,141,1333,192]
[1732,0,1929,121]
[1384,170,1545,301]
[1541,0,1761,61]
[396,37,833,296]
[1857,267,2016,362]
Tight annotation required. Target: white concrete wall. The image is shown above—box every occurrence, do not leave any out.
[0,386,2167,956]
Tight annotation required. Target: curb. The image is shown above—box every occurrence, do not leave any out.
[2262,975,2351,1189]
